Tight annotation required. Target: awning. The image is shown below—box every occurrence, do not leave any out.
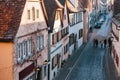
[67,0,78,13]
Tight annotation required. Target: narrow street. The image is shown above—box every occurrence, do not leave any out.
[65,29,108,80]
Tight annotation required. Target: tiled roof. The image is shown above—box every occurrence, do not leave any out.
[112,13,120,27]
[79,0,88,8]
[114,0,120,15]
[0,1,26,42]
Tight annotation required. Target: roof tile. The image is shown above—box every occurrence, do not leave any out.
[0,0,26,42]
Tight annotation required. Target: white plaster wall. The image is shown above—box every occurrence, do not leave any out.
[69,12,83,54]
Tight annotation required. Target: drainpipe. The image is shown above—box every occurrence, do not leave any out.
[48,32,51,62]
[83,9,87,43]
[47,27,51,80]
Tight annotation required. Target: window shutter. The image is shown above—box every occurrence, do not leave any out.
[57,32,59,42]
[52,34,54,45]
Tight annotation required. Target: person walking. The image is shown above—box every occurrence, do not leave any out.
[104,39,107,48]
[96,39,98,48]
[93,39,96,47]
[108,38,112,48]
[100,40,103,48]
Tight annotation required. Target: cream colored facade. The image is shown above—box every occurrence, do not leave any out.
[0,42,14,80]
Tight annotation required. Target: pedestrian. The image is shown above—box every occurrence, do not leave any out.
[104,39,107,48]
[100,40,103,48]
[108,38,112,48]
[90,27,92,33]
[96,39,98,48]
[93,39,96,47]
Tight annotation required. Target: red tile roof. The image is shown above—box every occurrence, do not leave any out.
[114,0,120,15]
[0,1,26,42]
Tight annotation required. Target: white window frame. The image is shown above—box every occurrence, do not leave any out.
[17,39,32,63]
[37,35,44,51]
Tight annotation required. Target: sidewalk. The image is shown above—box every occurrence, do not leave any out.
[54,43,87,80]
[105,48,120,80]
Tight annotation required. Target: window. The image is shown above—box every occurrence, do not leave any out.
[64,44,69,54]
[76,11,82,23]
[79,29,83,39]
[52,31,62,45]
[28,7,38,20]
[59,31,61,41]
[18,44,21,60]
[26,73,36,80]
[37,35,44,51]
[17,39,32,63]
[69,34,74,46]
[52,55,57,69]
[52,34,57,45]
[32,7,35,20]
[28,39,32,56]
[52,34,54,45]
[62,27,68,38]
[57,32,59,42]
[54,34,57,44]
[36,9,39,18]
[69,14,75,26]
[27,10,30,20]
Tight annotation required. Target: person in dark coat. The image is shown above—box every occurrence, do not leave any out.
[104,39,107,48]
[93,39,96,47]
[108,38,112,48]
[90,27,92,33]
[96,39,98,48]
[100,40,103,48]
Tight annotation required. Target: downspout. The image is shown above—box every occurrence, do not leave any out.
[83,9,87,43]
[47,27,51,80]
